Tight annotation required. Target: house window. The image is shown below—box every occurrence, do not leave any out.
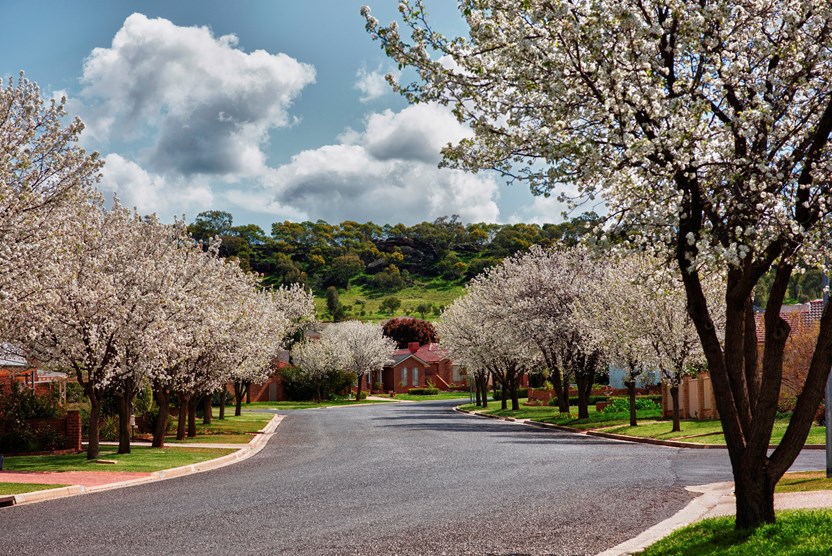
[400,368,407,386]
[412,367,419,386]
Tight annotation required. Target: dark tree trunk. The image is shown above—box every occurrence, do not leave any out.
[734,463,776,529]
[203,395,212,425]
[355,374,364,402]
[152,386,171,448]
[187,396,198,438]
[627,380,637,427]
[86,392,101,460]
[245,381,251,404]
[478,374,488,408]
[219,389,226,420]
[670,385,681,432]
[234,380,245,417]
[474,377,482,406]
[508,368,521,411]
[551,368,570,413]
[176,395,188,441]
[115,392,132,455]
[500,385,507,410]
[575,368,595,420]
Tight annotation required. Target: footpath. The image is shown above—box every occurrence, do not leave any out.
[0,414,283,507]
[456,406,832,556]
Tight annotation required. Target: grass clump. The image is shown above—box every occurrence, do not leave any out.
[4,446,234,473]
[642,510,832,555]
[0,482,70,496]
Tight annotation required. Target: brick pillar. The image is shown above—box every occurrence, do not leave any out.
[66,410,82,452]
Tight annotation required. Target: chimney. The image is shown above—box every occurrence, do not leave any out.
[408,342,420,354]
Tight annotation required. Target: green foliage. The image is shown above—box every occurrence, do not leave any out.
[325,286,348,322]
[493,388,529,401]
[548,395,610,406]
[0,383,68,452]
[380,296,402,315]
[280,367,355,401]
[408,387,440,395]
[99,415,119,441]
[602,396,662,413]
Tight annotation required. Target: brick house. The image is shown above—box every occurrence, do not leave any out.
[376,342,465,394]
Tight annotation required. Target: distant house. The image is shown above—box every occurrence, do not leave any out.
[0,344,68,399]
[375,342,465,394]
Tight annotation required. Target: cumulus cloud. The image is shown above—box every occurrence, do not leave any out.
[99,154,214,216]
[244,103,501,224]
[354,66,396,103]
[80,13,315,177]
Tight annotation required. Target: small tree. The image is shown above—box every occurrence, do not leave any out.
[325,286,348,322]
[382,317,438,348]
[325,321,395,402]
[380,297,401,316]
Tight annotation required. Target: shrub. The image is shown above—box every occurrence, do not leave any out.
[281,367,355,401]
[548,395,610,406]
[493,388,529,401]
[408,388,439,395]
[602,396,661,413]
[99,415,119,441]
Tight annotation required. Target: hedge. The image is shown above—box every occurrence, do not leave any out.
[408,388,440,396]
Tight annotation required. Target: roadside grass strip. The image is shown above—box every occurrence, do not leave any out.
[0,483,70,496]
[166,411,273,444]
[378,392,470,401]
[776,472,832,494]
[459,400,662,430]
[641,510,832,555]
[3,446,235,473]
[602,418,826,446]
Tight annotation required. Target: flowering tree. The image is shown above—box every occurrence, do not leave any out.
[292,337,346,402]
[0,74,101,343]
[365,0,832,528]
[325,321,395,401]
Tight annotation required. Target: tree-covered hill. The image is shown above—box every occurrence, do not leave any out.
[188,211,602,320]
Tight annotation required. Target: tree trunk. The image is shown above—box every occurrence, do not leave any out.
[575,369,595,420]
[176,395,188,441]
[478,374,488,408]
[627,380,637,427]
[670,385,681,432]
[355,374,364,402]
[245,381,251,404]
[115,392,132,455]
[86,393,102,460]
[187,396,198,438]
[234,380,245,416]
[734,463,776,529]
[152,386,170,448]
[500,385,507,410]
[475,377,481,406]
[551,368,570,413]
[508,370,521,411]
[219,389,226,420]
[203,394,212,425]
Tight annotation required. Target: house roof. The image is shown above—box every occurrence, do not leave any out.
[388,353,429,367]
[755,300,824,342]
[0,343,26,367]
[390,342,450,363]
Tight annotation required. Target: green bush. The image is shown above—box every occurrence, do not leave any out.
[281,367,355,401]
[548,395,609,406]
[493,388,529,401]
[408,387,440,395]
[602,396,661,413]
[99,415,119,441]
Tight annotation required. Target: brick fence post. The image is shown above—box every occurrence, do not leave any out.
[66,410,82,452]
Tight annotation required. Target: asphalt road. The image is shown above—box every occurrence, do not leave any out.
[0,400,825,556]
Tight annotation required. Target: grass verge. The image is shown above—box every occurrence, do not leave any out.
[3,446,235,473]
[382,392,471,401]
[603,418,826,446]
[776,471,832,493]
[166,411,273,444]
[459,400,662,430]
[0,483,70,496]
[641,510,832,555]
[234,399,394,411]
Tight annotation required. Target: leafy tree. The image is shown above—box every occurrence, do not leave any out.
[189,210,233,243]
[382,317,438,348]
[325,286,348,322]
[365,0,832,529]
[326,253,365,289]
[379,297,401,316]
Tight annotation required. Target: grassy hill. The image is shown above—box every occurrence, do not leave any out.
[313,278,465,322]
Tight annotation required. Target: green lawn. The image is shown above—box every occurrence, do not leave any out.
[0,482,70,496]
[641,510,832,555]
[604,418,826,446]
[166,411,273,444]
[3,446,235,473]
[459,400,663,430]
[776,472,832,493]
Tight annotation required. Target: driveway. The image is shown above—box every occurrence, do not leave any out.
[0,400,824,555]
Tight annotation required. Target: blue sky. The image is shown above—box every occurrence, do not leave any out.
[0,1,569,229]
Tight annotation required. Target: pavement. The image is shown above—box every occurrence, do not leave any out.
[0,414,283,507]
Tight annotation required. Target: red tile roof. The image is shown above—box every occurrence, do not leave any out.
[391,342,449,363]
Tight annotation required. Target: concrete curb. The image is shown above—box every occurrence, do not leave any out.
[596,482,735,556]
[3,414,284,507]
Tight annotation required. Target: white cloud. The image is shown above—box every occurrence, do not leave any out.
[354,66,397,103]
[80,13,315,178]
[508,195,569,225]
[99,154,214,216]
[246,103,501,224]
